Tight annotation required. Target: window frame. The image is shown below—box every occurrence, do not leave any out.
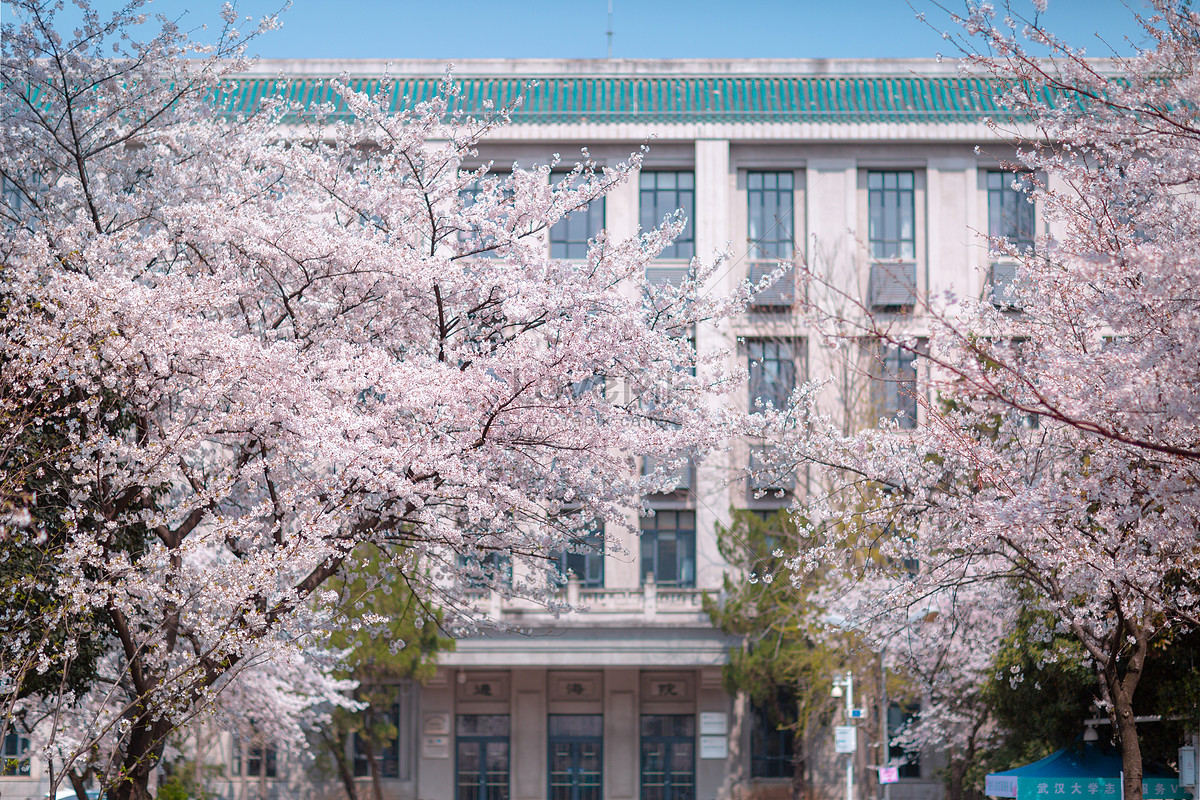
[639,714,696,800]
[549,171,606,260]
[888,701,922,779]
[867,170,916,260]
[640,510,697,588]
[746,338,803,413]
[871,342,919,430]
[553,523,605,589]
[1,732,31,777]
[750,692,798,780]
[233,735,278,779]
[986,170,1036,254]
[746,170,796,261]
[456,714,511,800]
[639,170,695,261]
[353,701,401,779]
[548,714,603,800]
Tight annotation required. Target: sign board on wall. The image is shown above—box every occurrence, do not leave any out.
[1179,746,1195,788]
[422,735,449,759]
[699,712,728,736]
[422,712,450,735]
[700,735,728,759]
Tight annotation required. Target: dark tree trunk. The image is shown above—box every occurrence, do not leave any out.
[948,755,967,800]
[69,770,92,800]
[321,729,358,800]
[792,751,807,800]
[1109,673,1145,800]
[110,713,171,800]
[1098,623,1148,800]
[361,734,385,800]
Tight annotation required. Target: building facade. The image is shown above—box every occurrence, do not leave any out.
[2,57,1041,800]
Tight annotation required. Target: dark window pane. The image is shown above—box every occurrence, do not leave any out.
[751,690,797,778]
[640,716,695,800]
[640,512,696,587]
[640,171,695,260]
[554,523,605,589]
[868,171,916,261]
[889,702,921,778]
[988,171,1035,252]
[548,714,604,739]
[747,171,795,261]
[747,339,802,411]
[550,172,606,260]
[873,344,918,429]
[458,716,510,800]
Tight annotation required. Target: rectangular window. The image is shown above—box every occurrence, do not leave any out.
[554,523,604,589]
[872,344,918,430]
[747,171,796,309]
[748,445,795,494]
[642,455,693,496]
[747,171,795,260]
[353,702,401,779]
[459,550,513,590]
[458,178,514,258]
[987,171,1033,307]
[888,702,921,778]
[868,171,915,259]
[1,732,30,777]
[456,715,510,800]
[640,715,695,800]
[750,692,797,779]
[987,171,1035,252]
[550,172,606,260]
[234,738,277,778]
[640,510,696,588]
[639,171,695,260]
[747,339,801,412]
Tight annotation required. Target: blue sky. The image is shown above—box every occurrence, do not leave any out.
[2,0,1152,60]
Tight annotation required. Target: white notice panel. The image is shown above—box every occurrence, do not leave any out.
[422,735,450,759]
[699,712,728,736]
[700,735,728,759]
[834,726,857,754]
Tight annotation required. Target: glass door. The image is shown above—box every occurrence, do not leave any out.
[548,715,602,800]
[456,714,510,800]
[640,714,695,800]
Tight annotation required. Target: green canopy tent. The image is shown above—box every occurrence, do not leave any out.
[985,744,1192,800]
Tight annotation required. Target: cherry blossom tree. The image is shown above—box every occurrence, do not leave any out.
[767,4,1200,798]
[0,2,743,798]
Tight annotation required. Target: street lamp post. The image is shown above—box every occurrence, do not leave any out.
[833,673,856,800]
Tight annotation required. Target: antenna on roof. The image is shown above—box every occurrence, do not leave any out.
[606,0,613,59]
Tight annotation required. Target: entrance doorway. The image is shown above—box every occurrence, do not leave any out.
[456,714,510,800]
[548,714,602,800]
[640,714,695,800]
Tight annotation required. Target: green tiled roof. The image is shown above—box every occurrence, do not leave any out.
[219,74,1042,125]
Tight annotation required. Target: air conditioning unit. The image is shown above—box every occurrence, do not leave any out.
[645,265,690,287]
[643,455,693,494]
[748,448,795,493]
[748,262,795,309]
[869,261,917,309]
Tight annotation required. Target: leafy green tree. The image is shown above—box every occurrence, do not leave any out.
[312,545,453,800]
[704,508,881,800]
[961,599,1200,797]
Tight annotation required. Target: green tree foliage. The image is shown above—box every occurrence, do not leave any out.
[311,544,453,800]
[704,508,879,799]
[965,601,1200,796]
